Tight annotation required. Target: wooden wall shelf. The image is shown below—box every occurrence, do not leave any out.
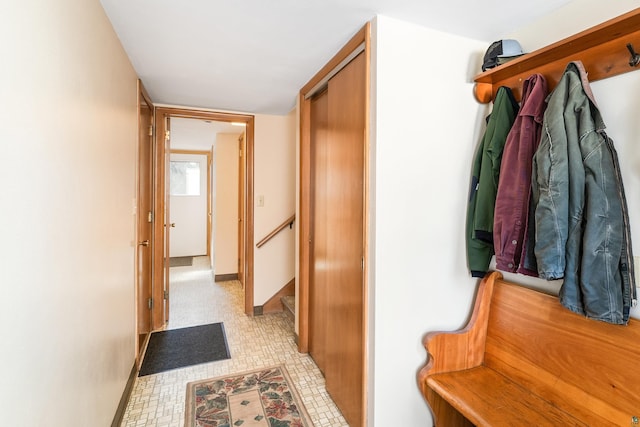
[474,8,640,103]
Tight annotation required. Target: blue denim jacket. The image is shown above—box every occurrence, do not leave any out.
[532,61,637,324]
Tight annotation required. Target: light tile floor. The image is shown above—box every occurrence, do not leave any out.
[121,256,348,427]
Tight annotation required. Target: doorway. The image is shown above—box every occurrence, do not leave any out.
[151,107,256,330]
[168,118,243,278]
[168,149,211,259]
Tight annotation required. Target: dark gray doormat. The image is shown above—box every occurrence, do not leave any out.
[139,323,230,376]
[169,256,193,267]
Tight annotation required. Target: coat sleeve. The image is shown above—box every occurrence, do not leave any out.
[466,140,493,278]
[532,114,568,280]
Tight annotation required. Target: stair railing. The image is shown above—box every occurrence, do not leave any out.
[256,214,295,248]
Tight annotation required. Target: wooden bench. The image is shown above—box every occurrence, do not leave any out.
[418,271,640,427]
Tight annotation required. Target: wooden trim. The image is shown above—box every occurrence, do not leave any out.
[169,149,212,257]
[361,21,371,427]
[304,42,366,99]
[214,273,239,282]
[237,134,246,286]
[301,25,368,96]
[262,278,295,314]
[154,107,256,325]
[244,119,255,316]
[474,8,640,102]
[139,81,152,107]
[110,363,137,427]
[256,214,295,248]
[170,149,210,155]
[153,107,254,123]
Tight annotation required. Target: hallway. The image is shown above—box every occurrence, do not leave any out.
[121,257,348,426]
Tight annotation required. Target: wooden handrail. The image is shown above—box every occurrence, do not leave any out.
[474,8,640,103]
[256,214,295,248]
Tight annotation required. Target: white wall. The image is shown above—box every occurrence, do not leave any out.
[508,0,639,50]
[254,111,297,305]
[214,133,240,276]
[0,0,138,425]
[370,15,487,426]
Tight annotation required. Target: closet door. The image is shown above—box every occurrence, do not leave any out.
[309,88,329,374]
[315,51,366,427]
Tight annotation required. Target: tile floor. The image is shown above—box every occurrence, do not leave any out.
[121,256,348,427]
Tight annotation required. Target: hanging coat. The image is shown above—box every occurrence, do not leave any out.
[531,61,636,324]
[493,73,548,277]
[466,86,519,278]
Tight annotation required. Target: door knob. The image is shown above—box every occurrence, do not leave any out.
[138,240,150,246]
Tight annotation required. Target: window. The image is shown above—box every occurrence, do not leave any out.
[170,161,201,196]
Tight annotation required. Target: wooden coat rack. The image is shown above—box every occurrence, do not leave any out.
[474,8,640,103]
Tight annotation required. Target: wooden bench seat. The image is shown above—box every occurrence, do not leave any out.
[427,367,591,426]
[418,271,640,427]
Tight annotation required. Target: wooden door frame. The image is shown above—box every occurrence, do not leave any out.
[169,149,212,258]
[153,107,256,328]
[238,133,246,286]
[298,22,371,425]
[135,80,154,363]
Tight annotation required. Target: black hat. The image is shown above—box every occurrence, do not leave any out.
[482,40,524,72]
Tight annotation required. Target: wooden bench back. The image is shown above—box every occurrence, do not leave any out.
[484,278,640,425]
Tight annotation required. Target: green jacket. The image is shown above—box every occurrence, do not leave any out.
[466,86,519,277]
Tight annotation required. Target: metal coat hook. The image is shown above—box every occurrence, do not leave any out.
[626,43,640,67]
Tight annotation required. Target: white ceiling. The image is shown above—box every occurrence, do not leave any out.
[100,0,572,115]
[170,118,242,150]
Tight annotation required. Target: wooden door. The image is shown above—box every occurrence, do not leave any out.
[152,112,165,329]
[309,88,329,374]
[325,51,365,427]
[152,111,171,329]
[308,51,366,427]
[163,117,171,323]
[136,82,154,360]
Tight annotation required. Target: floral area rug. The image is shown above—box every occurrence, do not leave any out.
[184,365,313,427]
